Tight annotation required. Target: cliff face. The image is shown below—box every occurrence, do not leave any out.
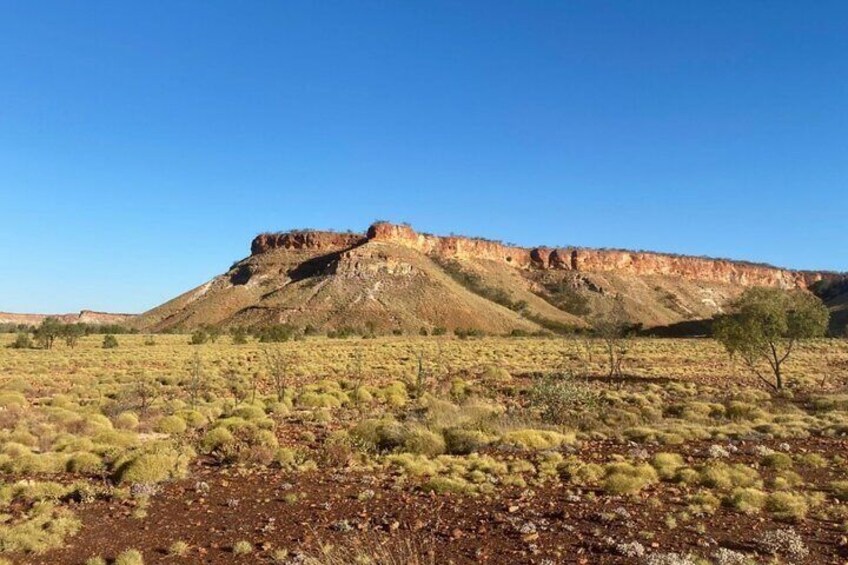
[251,231,365,255]
[251,222,840,290]
[366,222,534,267]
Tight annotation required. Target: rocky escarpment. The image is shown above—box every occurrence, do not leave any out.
[251,231,365,255]
[137,221,846,334]
[251,222,841,290]
[0,310,136,326]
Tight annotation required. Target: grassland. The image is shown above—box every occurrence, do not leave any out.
[0,334,846,564]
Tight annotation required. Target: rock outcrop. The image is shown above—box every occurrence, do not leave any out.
[0,310,135,326]
[251,222,840,290]
[251,231,365,255]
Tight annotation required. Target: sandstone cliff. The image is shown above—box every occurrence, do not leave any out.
[251,222,838,291]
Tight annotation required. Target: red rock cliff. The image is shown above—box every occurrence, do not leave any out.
[251,222,842,290]
[251,231,366,255]
[367,222,533,267]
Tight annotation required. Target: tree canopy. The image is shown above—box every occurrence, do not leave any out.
[713,287,829,390]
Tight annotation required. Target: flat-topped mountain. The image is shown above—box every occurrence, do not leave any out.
[134,222,847,334]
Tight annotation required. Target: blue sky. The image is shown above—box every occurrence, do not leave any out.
[2,1,846,313]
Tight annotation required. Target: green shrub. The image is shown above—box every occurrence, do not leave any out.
[687,491,721,515]
[480,365,511,383]
[112,444,192,485]
[177,409,207,428]
[8,333,34,349]
[796,453,827,468]
[726,401,765,421]
[114,412,139,430]
[155,415,187,435]
[402,427,445,457]
[168,541,189,556]
[443,428,492,455]
[85,413,114,432]
[232,541,252,555]
[230,404,266,420]
[66,452,103,474]
[829,480,848,501]
[1,452,68,474]
[765,492,808,522]
[699,462,761,491]
[650,452,685,480]
[102,335,119,349]
[529,373,598,425]
[0,502,80,553]
[726,487,767,514]
[351,387,373,404]
[0,393,27,407]
[602,462,658,495]
[559,458,604,485]
[297,392,344,408]
[190,330,208,345]
[499,429,574,450]
[385,453,441,477]
[762,452,793,470]
[114,549,144,565]
[770,469,804,490]
[91,429,140,451]
[449,378,471,400]
[421,476,474,495]
[349,419,406,453]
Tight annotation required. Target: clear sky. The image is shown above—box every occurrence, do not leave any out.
[2,1,846,314]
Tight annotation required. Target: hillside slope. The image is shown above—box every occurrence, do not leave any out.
[133,222,847,334]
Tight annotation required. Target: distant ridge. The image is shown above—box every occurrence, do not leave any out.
[0,310,136,327]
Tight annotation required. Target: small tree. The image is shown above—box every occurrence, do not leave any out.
[590,299,632,381]
[206,325,222,343]
[9,332,33,349]
[63,324,85,348]
[230,326,248,345]
[34,317,63,349]
[190,329,209,345]
[129,371,159,416]
[257,324,297,343]
[530,372,599,425]
[102,334,119,349]
[713,287,829,391]
[409,349,430,399]
[186,352,208,409]
[264,347,290,402]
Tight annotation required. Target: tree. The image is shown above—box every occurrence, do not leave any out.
[230,326,248,345]
[205,324,222,343]
[264,347,291,402]
[190,329,209,345]
[590,299,632,381]
[713,287,829,391]
[128,371,159,415]
[63,324,85,348]
[186,352,208,409]
[34,317,63,349]
[256,324,297,343]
